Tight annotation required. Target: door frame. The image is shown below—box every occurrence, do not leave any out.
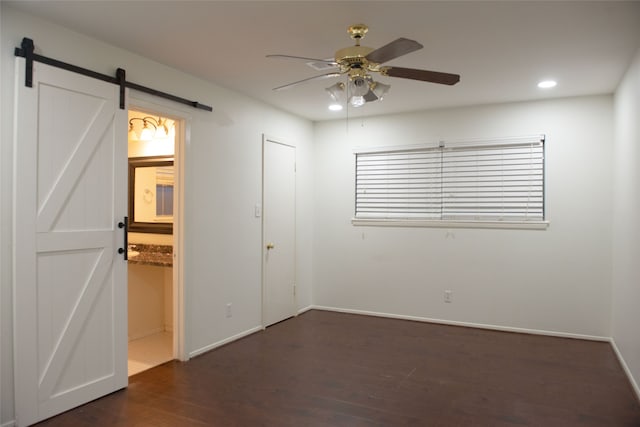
[128,94,190,362]
[261,134,297,328]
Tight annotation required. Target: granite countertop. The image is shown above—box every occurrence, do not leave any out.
[128,243,173,267]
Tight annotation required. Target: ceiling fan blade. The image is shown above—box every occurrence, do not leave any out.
[383,66,460,85]
[266,54,338,66]
[273,73,341,91]
[365,38,423,64]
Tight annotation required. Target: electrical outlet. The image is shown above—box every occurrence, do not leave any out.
[226,303,232,318]
[444,290,453,303]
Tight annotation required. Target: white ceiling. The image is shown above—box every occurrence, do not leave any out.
[7,1,640,122]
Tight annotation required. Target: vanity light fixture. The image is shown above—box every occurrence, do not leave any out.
[128,123,139,141]
[139,120,155,141]
[128,116,173,141]
[154,117,171,138]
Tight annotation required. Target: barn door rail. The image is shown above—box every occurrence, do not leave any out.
[14,37,213,112]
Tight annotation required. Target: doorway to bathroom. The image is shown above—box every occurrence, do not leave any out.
[126,108,180,375]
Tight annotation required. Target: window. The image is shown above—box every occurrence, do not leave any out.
[354,135,546,228]
[155,166,174,217]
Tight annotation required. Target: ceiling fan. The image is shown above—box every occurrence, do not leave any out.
[267,24,460,107]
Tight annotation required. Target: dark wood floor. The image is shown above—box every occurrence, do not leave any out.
[36,310,640,426]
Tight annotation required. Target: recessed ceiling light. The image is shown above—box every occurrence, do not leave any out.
[537,80,557,89]
[328,103,343,111]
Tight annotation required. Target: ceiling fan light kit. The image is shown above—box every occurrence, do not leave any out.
[268,24,460,109]
[325,77,391,108]
[326,82,345,102]
[371,81,391,100]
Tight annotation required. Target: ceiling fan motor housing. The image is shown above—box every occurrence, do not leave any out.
[335,24,378,75]
[335,46,375,67]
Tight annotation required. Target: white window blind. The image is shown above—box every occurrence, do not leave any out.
[355,136,545,223]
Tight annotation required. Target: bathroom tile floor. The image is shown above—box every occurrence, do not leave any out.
[128,331,173,376]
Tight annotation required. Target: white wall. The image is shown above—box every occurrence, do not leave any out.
[313,96,613,338]
[0,6,314,425]
[612,47,640,397]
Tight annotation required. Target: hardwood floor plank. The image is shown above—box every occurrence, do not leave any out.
[35,310,640,426]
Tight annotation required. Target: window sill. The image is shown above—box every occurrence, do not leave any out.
[351,218,550,230]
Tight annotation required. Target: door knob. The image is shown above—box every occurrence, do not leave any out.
[266,243,275,250]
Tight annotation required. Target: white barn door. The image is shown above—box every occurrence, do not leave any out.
[13,58,128,426]
[262,137,296,327]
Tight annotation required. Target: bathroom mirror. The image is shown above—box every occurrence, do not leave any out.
[128,155,174,234]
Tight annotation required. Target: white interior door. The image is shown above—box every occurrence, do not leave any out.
[13,58,128,426]
[262,137,296,327]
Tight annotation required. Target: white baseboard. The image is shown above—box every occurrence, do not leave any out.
[188,326,263,359]
[1,420,16,427]
[610,338,640,402]
[128,327,165,342]
[310,305,610,342]
[188,306,313,359]
[297,305,313,315]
